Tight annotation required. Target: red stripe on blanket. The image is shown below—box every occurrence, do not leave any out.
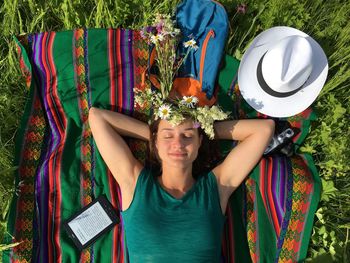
[107,170,119,263]
[49,32,64,263]
[42,32,55,263]
[107,29,125,263]
[267,157,280,235]
[43,31,65,262]
[108,173,124,263]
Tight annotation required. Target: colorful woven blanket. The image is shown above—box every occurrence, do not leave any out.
[2,28,321,263]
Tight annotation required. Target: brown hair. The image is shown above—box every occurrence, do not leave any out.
[145,117,222,179]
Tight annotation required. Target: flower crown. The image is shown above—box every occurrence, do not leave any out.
[134,14,230,139]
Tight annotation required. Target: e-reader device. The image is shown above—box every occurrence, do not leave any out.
[63,194,120,251]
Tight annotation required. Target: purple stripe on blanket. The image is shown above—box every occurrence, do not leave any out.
[33,32,64,262]
[128,29,134,112]
[273,157,283,226]
[279,157,286,211]
[120,30,126,111]
[32,33,49,262]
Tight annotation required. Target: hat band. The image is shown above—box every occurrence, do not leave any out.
[257,53,306,98]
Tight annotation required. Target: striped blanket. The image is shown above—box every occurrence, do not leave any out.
[2,28,320,263]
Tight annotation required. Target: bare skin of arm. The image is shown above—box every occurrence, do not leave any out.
[88,107,150,210]
[213,119,275,214]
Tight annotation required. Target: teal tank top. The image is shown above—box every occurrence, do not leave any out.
[121,168,226,263]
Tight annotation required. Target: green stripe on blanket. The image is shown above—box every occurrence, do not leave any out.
[3,28,321,263]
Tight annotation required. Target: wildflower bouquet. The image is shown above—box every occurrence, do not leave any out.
[134,14,230,139]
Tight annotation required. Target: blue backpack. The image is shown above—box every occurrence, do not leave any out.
[144,0,229,106]
[173,0,229,105]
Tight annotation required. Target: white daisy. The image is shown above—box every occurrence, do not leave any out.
[150,34,164,44]
[183,39,199,50]
[180,96,199,108]
[158,104,172,119]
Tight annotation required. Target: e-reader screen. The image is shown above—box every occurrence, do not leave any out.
[63,195,119,250]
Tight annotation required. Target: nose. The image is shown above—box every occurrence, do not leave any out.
[171,135,185,149]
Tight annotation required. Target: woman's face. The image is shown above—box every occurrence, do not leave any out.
[155,119,202,169]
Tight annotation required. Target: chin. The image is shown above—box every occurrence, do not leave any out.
[162,156,196,168]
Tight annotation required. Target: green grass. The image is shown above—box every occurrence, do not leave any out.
[0,0,349,261]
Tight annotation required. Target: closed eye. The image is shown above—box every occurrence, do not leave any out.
[183,133,194,138]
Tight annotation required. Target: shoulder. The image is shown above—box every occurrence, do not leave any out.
[120,167,154,211]
[132,167,159,192]
[196,170,220,191]
[134,167,153,184]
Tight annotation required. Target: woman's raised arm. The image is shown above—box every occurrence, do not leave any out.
[88,107,150,205]
[212,119,275,205]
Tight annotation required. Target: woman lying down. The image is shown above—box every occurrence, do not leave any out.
[88,98,274,262]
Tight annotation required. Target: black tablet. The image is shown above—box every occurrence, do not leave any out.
[63,194,120,251]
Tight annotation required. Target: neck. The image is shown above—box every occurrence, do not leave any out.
[159,165,195,192]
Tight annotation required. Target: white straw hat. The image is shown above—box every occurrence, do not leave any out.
[238,26,328,117]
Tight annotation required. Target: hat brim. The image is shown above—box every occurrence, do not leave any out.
[238,26,328,117]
